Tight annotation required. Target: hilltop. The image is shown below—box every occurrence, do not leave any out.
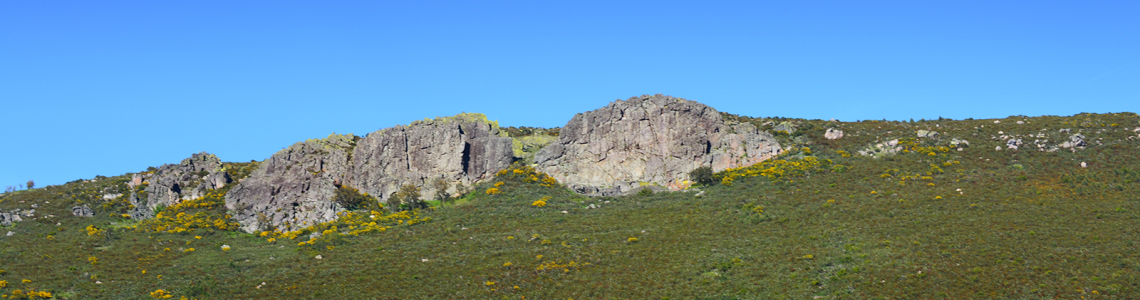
[1,95,1139,299]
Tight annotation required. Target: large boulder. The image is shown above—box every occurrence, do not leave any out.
[225,134,357,233]
[225,114,514,233]
[129,152,231,219]
[535,95,782,196]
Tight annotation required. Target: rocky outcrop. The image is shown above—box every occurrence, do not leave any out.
[824,128,844,140]
[225,114,514,233]
[534,95,782,196]
[348,113,513,202]
[917,130,939,139]
[1,209,33,226]
[72,205,94,217]
[225,134,357,233]
[127,152,231,219]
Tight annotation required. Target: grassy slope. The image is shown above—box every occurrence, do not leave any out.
[1,113,1139,299]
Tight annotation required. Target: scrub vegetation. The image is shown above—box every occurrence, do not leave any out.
[1,113,1139,299]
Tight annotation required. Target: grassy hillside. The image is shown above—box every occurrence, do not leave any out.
[1,113,1138,299]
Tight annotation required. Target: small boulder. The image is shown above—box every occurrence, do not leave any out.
[5,231,13,236]
[824,128,844,140]
[1006,139,1022,150]
[950,138,970,148]
[72,206,95,218]
[916,130,939,139]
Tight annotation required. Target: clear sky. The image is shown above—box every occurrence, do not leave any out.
[2,1,1137,188]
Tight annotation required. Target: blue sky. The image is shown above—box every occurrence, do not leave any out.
[2,1,1137,187]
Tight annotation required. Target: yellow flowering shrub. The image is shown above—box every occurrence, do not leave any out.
[0,280,6,288]
[150,289,173,298]
[716,156,832,186]
[271,209,430,249]
[485,188,500,195]
[531,196,550,207]
[494,165,560,187]
[138,188,239,233]
[85,225,103,236]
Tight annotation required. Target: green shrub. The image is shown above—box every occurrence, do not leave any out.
[689,166,715,186]
[332,185,376,211]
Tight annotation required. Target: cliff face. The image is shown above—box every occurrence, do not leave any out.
[224,114,514,233]
[128,152,230,219]
[224,134,357,233]
[535,95,781,196]
[348,114,513,202]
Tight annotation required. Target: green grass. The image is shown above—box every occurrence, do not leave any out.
[1,113,1139,299]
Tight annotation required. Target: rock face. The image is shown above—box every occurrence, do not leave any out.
[534,95,782,196]
[225,134,357,233]
[225,114,514,233]
[128,152,231,219]
[348,114,513,202]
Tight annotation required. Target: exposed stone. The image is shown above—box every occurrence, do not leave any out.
[5,231,12,236]
[773,122,796,134]
[535,95,781,196]
[226,114,515,233]
[72,205,95,217]
[347,113,513,203]
[131,152,231,218]
[1,211,22,226]
[916,130,939,139]
[858,139,902,157]
[824,128,844,140]
[950,138,970,148]
[1006,139,1022,150]
[1060,134,1086,149]
[225,134,357,233]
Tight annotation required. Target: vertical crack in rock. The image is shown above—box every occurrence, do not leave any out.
[225,114,513,233]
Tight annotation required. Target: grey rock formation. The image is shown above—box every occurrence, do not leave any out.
[824,128,844,140]
[917,130,939,139]
[72,205,94,217]
[225,134,357,233]
[773,121,796,134]
[348,114,513,202]
[1060,134,1086,149]
[129,152,231,219]
[1,211,21,226]
[1006,139,1022,150]
[534,95,782,196]
[225,114,515,233]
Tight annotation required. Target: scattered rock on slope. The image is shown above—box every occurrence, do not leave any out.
[535,94,782,196]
